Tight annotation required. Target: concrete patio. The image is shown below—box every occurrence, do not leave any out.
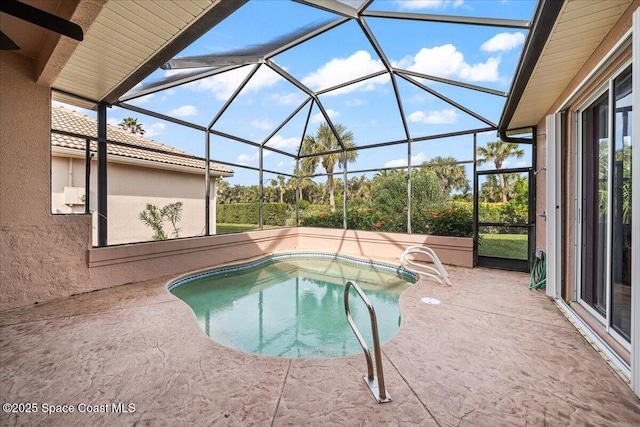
[1,265,639,426]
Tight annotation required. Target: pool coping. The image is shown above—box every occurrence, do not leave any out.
[166,250,418,292]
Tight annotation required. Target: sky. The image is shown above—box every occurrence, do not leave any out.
[56,0,537,188]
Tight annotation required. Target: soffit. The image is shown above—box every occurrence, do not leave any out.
[507,0,633,130]
[52,0,239,109]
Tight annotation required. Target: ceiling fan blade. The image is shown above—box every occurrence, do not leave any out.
[0,30,20,50]
[0,0,83,41]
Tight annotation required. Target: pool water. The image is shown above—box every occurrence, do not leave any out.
[170,255,415,358]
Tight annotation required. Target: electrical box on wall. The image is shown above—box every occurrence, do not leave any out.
[64,186,85,205]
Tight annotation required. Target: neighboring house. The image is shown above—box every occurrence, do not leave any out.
[51,106,233,245]
[499,1,639,392]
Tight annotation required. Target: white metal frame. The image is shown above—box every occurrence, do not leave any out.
[631,7,640,398]
[575,62,633,352]
[545,112,562,299]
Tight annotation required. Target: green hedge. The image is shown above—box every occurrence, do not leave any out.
[300,205,473,237]
[217,203,287,226]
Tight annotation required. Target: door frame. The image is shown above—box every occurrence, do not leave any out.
[474,164,536,272]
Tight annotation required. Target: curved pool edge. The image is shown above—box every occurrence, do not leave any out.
[166,250,418,292]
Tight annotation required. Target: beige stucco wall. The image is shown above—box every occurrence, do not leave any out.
[51,154,219,245]
[298,228,474,268]
[533,2,637,300]
[1,51,93,309]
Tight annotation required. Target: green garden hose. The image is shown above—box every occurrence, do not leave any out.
[529,250,546,290]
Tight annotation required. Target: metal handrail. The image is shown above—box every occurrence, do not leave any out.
[344,280,391,403]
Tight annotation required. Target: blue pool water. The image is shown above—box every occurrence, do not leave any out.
[169,254,416,358]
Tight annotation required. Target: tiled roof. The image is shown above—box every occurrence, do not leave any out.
[51,106,233,175]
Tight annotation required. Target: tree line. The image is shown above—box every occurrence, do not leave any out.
[119,117,528,210]
[217,123,527,209]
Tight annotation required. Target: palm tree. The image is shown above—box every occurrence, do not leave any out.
[119,117,145,135]
[270,175,286,204]
[300,123,357,212]
[422,156,470,196]
[348,175,372,201]
[477,140,524,202]
[216,179,230,204]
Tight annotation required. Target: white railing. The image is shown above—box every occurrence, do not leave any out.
[400,245,452,285]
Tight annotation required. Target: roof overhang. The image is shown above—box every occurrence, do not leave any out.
[499,0,635,132]
[50,0,247,109]
[52,146,233,178]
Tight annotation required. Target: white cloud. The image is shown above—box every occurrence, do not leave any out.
[251,119,272,130]
[188,67,282,100]
[310,109,340,124]
[268,92,303,106]
[458,57,500,81]
[302,50,388,95]
[396,0,463,10]
[144,123,165,138]
[346,98,365,107]
[237,150,271,165]
[238,152,259,165]
[129,93,154,106]
[384,152,427,168]
[408,109,457,124]
[107,118,120,127]
[481,32,526,52]
[398,44,501,82]
[169,105,197,117]
[266,134,300,149]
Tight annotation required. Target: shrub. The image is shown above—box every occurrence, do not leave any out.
[139,201,183,240]
[300,204,473,237]
[300,210,343,228]
[217,203,287,226]
[422,205,473,237]
[298,199,310,211]
[348,208,406,232]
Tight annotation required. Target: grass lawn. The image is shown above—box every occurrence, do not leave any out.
[478,233,528,260]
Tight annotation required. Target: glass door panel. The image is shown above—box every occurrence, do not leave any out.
[581,91,609,316]
[611,68,632,341]
[579,65,632,344]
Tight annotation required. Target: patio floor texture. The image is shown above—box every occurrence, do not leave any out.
[1,265,639,426]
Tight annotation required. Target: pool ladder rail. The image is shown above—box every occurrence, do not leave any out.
[344,280,391,404]
[400,245,452,285]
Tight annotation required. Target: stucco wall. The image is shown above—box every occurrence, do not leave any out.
[0,51,93,309]
[51,155,220,245]
[87,228,299,289]
[297,227,474,268]
[106,161,215,244]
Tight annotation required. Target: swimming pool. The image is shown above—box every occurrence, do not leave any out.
[169,253,417,358]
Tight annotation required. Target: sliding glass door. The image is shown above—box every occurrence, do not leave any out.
[579,65,632,346]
